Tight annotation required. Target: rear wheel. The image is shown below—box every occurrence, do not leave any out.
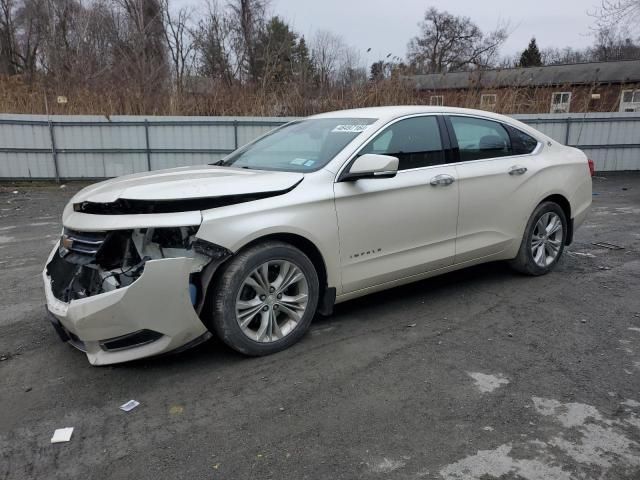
[209,241,319,356]
[509,201,567,276]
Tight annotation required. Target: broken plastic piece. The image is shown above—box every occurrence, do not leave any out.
[51,427,74,443]
[120,400,140,412]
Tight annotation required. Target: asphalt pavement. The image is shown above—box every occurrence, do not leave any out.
[1,173,640,479]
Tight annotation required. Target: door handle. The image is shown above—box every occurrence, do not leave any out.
[430,174,455,186]
[508,166,528,175]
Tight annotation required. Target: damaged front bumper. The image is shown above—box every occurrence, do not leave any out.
[43,228,228,365]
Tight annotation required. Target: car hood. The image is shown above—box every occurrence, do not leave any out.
[72,165,304,204]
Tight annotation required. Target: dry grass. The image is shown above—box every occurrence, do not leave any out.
[0,75,627,116]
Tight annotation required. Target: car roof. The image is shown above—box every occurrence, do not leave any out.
[310,106,551,141]
[311,105,511,123]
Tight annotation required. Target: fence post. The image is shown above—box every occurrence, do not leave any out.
[144,119,152,171]
[565,117,572,146]
[48,120,60,183]
[233,120,239,150]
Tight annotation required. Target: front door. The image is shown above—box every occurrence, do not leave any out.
[333,115,459,294]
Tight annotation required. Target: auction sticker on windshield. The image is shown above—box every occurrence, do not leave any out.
[332,124,370,133]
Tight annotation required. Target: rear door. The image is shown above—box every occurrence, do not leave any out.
[333,115,459,294]
[444,115,542,264]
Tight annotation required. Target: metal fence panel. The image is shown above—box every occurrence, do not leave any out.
[0,113,637,179]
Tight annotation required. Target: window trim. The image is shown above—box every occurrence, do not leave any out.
[334,113,543,182]
[480,94,497,108]
[550,91,572,113]
[430,95,444,106]
[443,114,542,166]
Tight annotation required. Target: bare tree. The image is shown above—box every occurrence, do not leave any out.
[591,25,640,61]
[407,7,508,73]
[311,29,343,87]
[0,0,19,74]
[161,0,195,93]
[227,0,268,82]
[194,0,233,84]
[336,43,365,87]
[112,0,168,107]
[1,0,47,77]
[594,0,640,33]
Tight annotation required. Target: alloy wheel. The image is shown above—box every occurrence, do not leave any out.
[235,260,309,343]
[531,212,563,267]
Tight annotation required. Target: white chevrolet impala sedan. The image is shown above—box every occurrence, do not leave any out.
[43,106,592,365]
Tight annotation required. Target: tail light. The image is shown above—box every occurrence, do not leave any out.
[588,159,595,177]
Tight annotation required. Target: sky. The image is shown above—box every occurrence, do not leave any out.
[269,0,600,63]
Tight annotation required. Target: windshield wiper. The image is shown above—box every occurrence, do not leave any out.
[211,160,227,166]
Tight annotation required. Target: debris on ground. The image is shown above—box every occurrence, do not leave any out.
[119,400,140,412]
[406,323,417,328]
[51,427,74,444]
[568,251,596,258]
[581,319,587,323]
[593,241,624,250]
[169,405,184,415]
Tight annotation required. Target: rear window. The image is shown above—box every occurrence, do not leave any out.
[506,125,539,155]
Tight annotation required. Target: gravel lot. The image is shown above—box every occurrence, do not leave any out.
[1,173,640,480]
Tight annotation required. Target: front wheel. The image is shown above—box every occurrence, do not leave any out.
[509,201,567,276]
[209,241,319,356]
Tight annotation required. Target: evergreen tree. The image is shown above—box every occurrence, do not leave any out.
[293,36,314,84]
[370,61,385,81]
[519,38,543,67]
[252,16,298,84]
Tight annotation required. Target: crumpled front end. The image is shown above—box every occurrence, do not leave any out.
[43,226,230,365]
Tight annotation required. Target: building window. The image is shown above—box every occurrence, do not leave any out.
[551,92,572,113]
[430,95,444,106]
[620,89,640,112]
[480,94,497,109]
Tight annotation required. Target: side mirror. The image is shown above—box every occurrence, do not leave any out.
[342,154,399,181]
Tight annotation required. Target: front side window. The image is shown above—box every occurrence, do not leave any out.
[360,116,445,170]
[449,116,512,162]
[220,117,376,172]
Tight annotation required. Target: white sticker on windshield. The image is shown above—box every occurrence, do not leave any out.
[290,158,307,165]
[332,124,370,133]
[304,160,315,167]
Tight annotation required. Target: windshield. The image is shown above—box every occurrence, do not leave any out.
[218,117,377,172]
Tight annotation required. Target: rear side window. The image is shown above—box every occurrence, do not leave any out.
[360,116,444,170]
[449,116,512,161]
[505,125,539,155]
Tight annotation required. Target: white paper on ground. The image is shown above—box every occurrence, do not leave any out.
[120,400,140,412]
[51,427,74,443]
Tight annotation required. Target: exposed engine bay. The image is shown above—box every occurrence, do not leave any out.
[47,226,230,305]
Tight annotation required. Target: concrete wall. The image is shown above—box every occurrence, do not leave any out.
[0,112,638,179]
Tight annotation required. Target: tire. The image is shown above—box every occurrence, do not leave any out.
[509,201,568,276]
[209,241,320,356]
